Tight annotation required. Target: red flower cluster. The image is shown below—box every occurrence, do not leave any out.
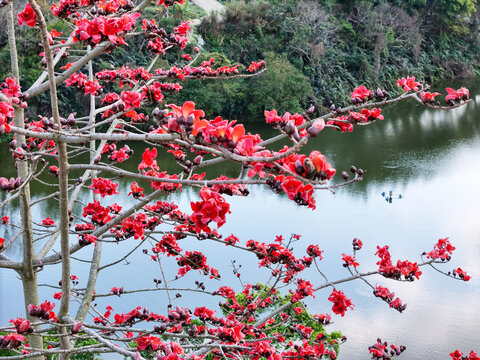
[446,87,470,104]
[65,72,87,90]
[194,306,217,321]
[128,182,145,198]
[9,318,33,334]
[101,92,120,105]
[101,143,133,163]
[210,176,249,196]
[155,62,242,80]
[51,0,91,19]
[264,110,306,138]
[142,19,190,54]
[174,21,191,37]
[121,90,143,110]
[270,175,316,209]
[222,234,238,246]
[97,66,152,88]
[306,244,323,259]
[73,13,140,45]
[351,85,373,103]
[137,335,163,351]
[139,147,159,171]
[83,200,112,225]
[373,285,407,312]
[421,91,441,103]
[0,333,26,349]
[158,0,185,6]
[341,253,359,268]
[375,245,422,281]
[353,238,363,250]
[245,238,312,282]
[177,250,216,278]
[450,350,480,360]
[360,108,384,121]
[313,313,332,325]
[110,286,124,296]
[190,187,231,233]
[327,116,353,133]
[65,73,104,97]
[112,306,160,325]
[278,150,336,182]
[328,289,354,317]
[247,60,266,72]
[42,217,55,226]
[49,165,60,176]
[0,101,14,134]
[144,201,178,215]
[369,339,406,360]
[426,237,455,260]
[28,300,57,321]
[291,279,315,302]
[397,76,421,92]
[17,4,36,27]
[84,80,102,96]
[1,77,21,98]
[453,267,471,281]
[152,233,182,256]
[75,223,95,232]
[90,177,119,197]
[121,213,158,240]
[144,170,182,193]
[79,233,97,246]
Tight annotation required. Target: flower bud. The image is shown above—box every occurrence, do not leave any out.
[284,120,296,136]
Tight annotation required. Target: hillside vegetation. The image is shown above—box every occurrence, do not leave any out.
[1,0,479,121]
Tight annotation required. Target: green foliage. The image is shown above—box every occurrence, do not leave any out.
[2,0,479,124]
[221,284,342,357]
[42,332,102,360]
[0,331,101,359]
[243,53,313,117]
[167,52,312,121]
[198,0,480,110]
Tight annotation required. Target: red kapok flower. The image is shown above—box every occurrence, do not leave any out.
[121,91,143,110]
[18,4,36,27]
[453,267,471,281]
[128,182,145,198]
[351,85,372,101]
[42,217,55,226]
[397,76,421,92]
[90,178,119,197]
[167,101,205,124]
[421,91,441,103]
[328,289,354,317]
[190,187,231,233]
[139,147,159,171]
[341,254,359,268]
[450,350,464,360]
[1,78,21,98]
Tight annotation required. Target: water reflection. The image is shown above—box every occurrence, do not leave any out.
[1,80,480,359]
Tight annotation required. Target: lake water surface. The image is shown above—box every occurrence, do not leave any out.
[1,80,479,359]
